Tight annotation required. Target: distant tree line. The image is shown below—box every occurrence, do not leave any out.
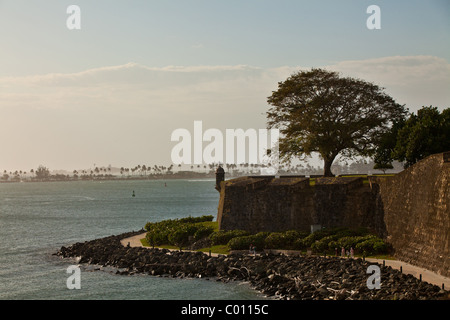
[0,158,405,183]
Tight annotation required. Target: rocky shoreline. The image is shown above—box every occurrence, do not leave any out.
[55,231,448,300]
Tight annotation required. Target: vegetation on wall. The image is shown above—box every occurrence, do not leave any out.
[374,106,450,170]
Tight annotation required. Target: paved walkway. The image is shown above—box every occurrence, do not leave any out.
[120,232,221,257]
[121,233,450,290]
[364,258,450,290]
[120,232,147,248]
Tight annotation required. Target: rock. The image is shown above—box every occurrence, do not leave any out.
[317,287,329,295]
[55,231,448,301]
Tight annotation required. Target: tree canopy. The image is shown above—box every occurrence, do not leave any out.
[267,68,407,176]
[376,106,450,169]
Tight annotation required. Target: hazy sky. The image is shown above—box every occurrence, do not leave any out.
[0,0,449,171]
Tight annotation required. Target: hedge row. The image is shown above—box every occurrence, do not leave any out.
[209,230,250,246]
[219,227,390,255]
[144,216,390,256]
[144,215,214,249]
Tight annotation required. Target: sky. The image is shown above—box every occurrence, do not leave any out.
[0,0,449,172]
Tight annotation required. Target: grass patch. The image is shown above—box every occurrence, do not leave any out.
[340,174,368,178]
[362,254,396,260]
[157,244,182,250]
[140,238,149,247]
[197,245,230,255]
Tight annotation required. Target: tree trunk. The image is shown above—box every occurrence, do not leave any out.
[323,158,334,177]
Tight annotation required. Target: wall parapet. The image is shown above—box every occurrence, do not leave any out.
[217,175,385,236]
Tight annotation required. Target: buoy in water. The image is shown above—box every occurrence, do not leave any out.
[132,190,135,197]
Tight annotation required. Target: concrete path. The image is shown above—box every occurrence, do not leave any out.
[120,232,221,257]
[120,232,147,248]
[365,258,450,290]
[121,233,450,290]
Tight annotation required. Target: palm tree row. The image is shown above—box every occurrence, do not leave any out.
[1,159,403,182]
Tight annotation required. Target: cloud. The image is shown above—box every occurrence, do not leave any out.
[0,62,276,170]
[0,63,275,120]
[1,55,448,117]
[0,55,448,170]
[0,63,275,116]
[324,55,450,110]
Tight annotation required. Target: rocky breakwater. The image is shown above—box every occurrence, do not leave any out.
[55,232,448,300]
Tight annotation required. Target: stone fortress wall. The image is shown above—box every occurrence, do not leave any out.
[376,152,449,278]
[216,152,450,277]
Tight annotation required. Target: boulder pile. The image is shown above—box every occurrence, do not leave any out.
[55,231,448,300]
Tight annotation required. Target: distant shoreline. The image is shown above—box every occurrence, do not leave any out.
[0,172,399,184]
[0,172,217,183]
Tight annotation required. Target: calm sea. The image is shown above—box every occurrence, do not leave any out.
[0,179,263,300]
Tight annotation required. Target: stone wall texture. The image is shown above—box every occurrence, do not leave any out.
[376,152,449,278]
[216,152,450,277]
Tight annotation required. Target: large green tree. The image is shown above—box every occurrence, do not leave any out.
[372,119,405,173]
[391,106,450,168]
[267,68,407,176]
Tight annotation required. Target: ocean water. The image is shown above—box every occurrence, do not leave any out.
[0,179,264,300]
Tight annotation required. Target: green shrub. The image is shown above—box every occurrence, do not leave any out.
[328,240,339,252]
[144,215,214,248]
[227,232,269,251]
[178,215,214,224]
[167,224,200,248]
[167,228,188,249]
[145,219,179,245]
[300,230,330,248]
[146,229,166,246]
[193,225,215,241]
[355,238,389,255]
[311,235,339,253]
[209,230,249,245]
[373,240,388,253]
[264,232,285,249]
[264,230,306,249]
[290,228,382,253]
[292,238,307,250]
[337,235,376,250]
[284,230,308,248]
